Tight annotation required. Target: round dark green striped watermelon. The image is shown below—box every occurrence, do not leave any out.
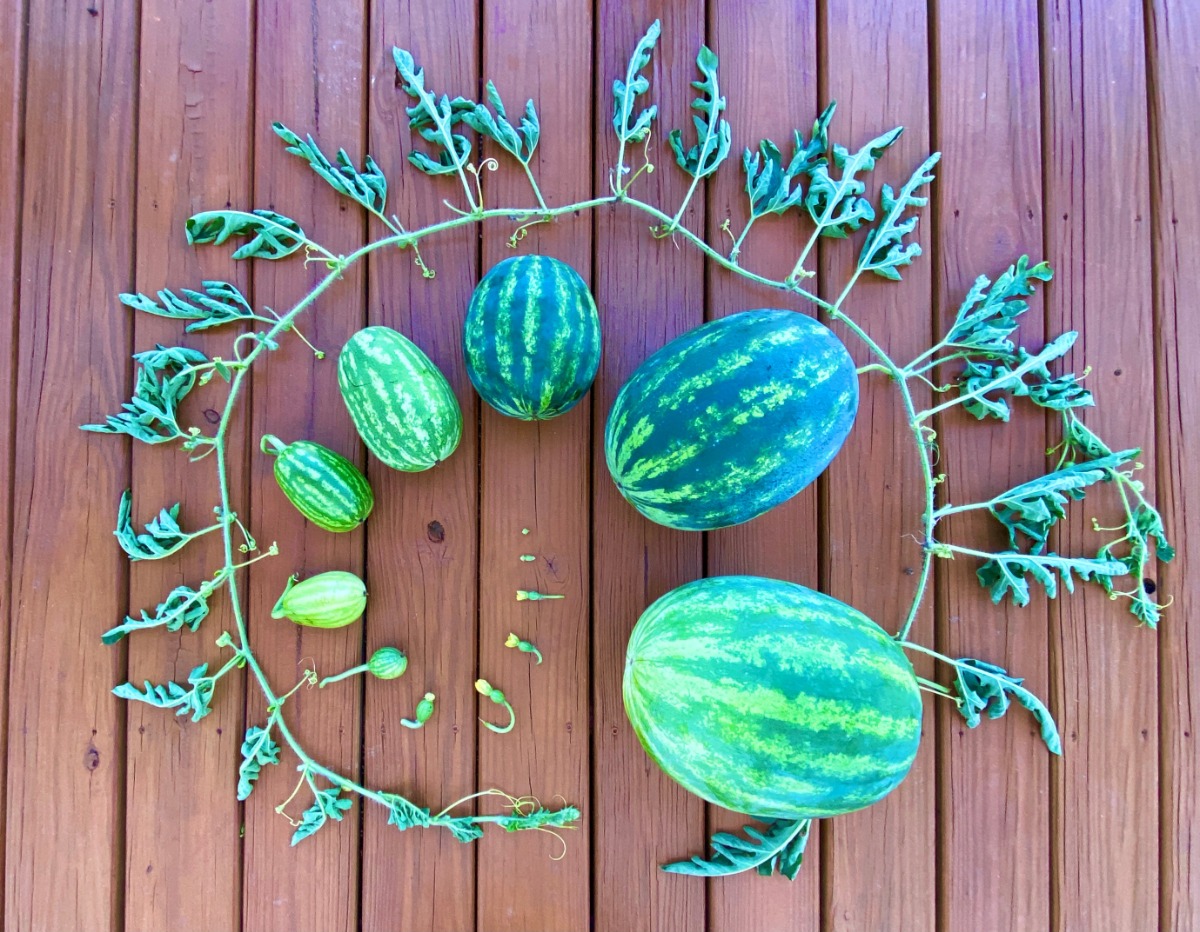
[604,309,858,530]
[464,255,601,420]
[623,576,922,819]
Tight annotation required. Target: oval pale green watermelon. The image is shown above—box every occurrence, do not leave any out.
[464,255,601,420]
[338,326,462,471]
[604,310,858,530]
[623,576,922,819]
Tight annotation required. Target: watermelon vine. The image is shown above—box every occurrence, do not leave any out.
[84,21,1172,877]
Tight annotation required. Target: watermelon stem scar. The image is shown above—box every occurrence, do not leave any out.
[86,19,1169,877]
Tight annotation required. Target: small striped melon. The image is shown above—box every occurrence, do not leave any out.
[338,326,462,471]
[604,309,858,530]
[623,575,922,819]
[262,435,373,532]
[464,255,601,420]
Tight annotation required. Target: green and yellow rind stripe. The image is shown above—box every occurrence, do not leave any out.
[464,255,601,421]
[338,326,462,472]
[623,576,922,819]
[271,439,374,533]
[604,310,858,530]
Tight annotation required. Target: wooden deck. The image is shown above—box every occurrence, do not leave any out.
[2,1,1196,930]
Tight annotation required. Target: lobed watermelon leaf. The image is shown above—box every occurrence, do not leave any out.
[668,44,731,180]
[237,725,281,801]
[976,551,1128,607]
[612,19,661,147]
[120,280,266,332]
[290,784,353,846]
[858,151,940,280]
[952,658,1062,755]
[804,125,902,239]
[987,449,1139,553]
[82,344,208,444]
[956,332,1092,421]
[186,209,307,261]
[464,81,540,166]
[392,47,476,178]
[942,256,1054,356]
[662,818,812,880]
[113,662,218,723]
[101,582,214,645]
[742,103,834,221]
[273,122,388,215]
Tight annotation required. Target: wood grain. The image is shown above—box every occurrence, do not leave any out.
[6,4,137,931]
[124,4,253,930]
[0,1,24,922]
[360,4,480,930]
[242,4,367,930]
[1043,2,1159,929]
[1146,2,1199,929]
[591,4,707,930]
[932,2,1051,930]
[2,4,1194,930]
[475,2,593,930]
[703,3,821,929]
[819,4,936,930]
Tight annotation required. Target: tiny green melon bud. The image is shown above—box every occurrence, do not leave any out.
[402,692,437,729]
[367,647,408,680]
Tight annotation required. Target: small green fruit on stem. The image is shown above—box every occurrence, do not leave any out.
[401,692,437,729]
[516,589,564,601]
[318,646,408,688]
[271,571,366,628]
[505,632,543,664]
[475,678,515,734]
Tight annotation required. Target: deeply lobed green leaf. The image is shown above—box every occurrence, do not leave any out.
[612,19,661,147]
[186,209,306,261]
[667,44,731,180]
[662,818,811,879]
[952,658,1062,754]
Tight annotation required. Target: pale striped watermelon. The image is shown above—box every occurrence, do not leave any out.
[604,310,858,530]
[623,576,922,819]
[338,326,461,471]
[464,255,601,420]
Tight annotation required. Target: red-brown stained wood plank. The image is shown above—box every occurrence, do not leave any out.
[703,3,821,930]
[6,4,137,931]
[932,2,1051,930]
[1146,2,1199,929]
[0,1,24,921]
[476,2,593,930]
[592,4,707,930]
[819,4,936,930]
[242,4,367,930]
[359,4,479,931]
[1043,2,1159,930]
[124,5,253,930]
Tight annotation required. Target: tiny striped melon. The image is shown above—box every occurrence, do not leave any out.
[464,255,601,420]
[604,309,858,530]
[261,434,373,532]
[623,575,922,819]
[338,326,462,471]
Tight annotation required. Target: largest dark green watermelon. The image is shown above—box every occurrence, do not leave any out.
[623,575,923,819]
[604,310,858,530]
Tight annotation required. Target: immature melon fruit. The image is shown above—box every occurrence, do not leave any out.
[261,434,373,532]
[604,309,858,530]
[623,576,922,819]
[464,255,601,419]
[338,326,462,471]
